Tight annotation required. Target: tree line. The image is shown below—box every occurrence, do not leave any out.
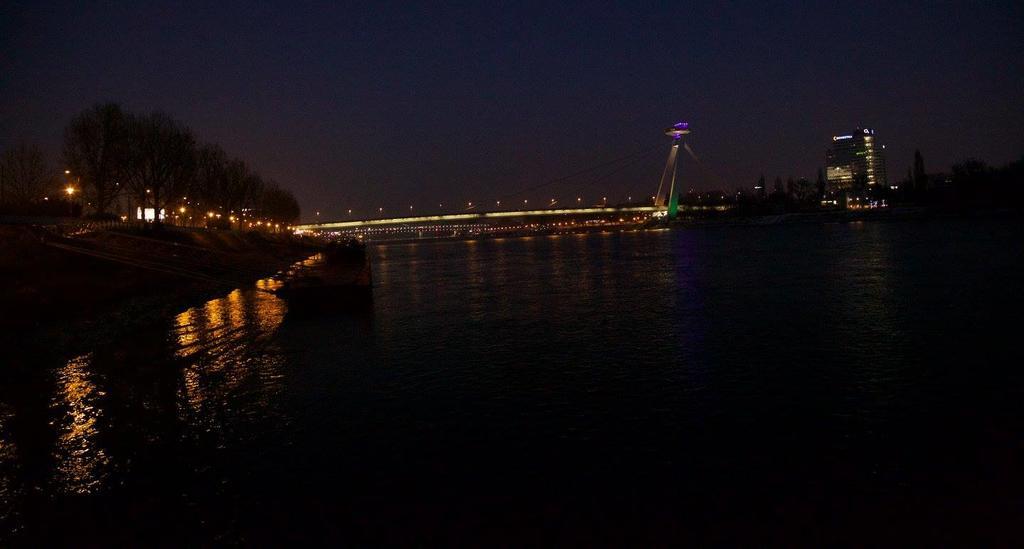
[678,150,1024,215]
[895,151,1024,208]
[0,142,71,215]
[1,103,300,225]
[680,171,827,213]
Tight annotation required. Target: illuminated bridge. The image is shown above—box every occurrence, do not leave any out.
[296,122,697,240]
[294,205,666,240]
[294,205,664,230]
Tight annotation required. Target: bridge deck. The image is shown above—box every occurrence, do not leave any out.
[295,206,661,230]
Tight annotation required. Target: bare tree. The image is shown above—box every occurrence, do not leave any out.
[193,143,228,210]
[62,103,128,216]
[240,172,265,214]
[123,112,197,223]
[0,142,53,207]
[260,180,301,222]
[56,103,304,227]
[216,158,250,214]
[218,160,263,216]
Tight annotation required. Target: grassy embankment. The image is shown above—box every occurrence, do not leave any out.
[0,225,320,351]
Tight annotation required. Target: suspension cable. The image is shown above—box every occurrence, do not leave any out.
[486,141,665,206]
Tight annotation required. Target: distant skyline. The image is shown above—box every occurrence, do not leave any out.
[2,1,1022,220]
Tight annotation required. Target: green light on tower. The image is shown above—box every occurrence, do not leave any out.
[668,185,680,219]
[657,122,691,220]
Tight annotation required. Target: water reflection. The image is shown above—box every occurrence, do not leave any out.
[50,353,110,495]
[0,403,20,531]
[1,272,298,541]
[175,279,289,437]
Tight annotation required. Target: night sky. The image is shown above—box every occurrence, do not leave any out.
[2,1,1021,221]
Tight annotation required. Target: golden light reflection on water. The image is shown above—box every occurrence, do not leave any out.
[1,404,18,523]
[174,277,288,432]
[50,353,110,495]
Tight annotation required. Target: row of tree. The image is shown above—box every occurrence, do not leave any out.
[0,103,300,224]
[894,151,1024,207]
[680,172,827,211]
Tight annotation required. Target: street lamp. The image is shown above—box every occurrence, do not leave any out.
[65,186,76,216]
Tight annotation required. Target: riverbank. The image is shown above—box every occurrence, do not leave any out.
[672,205,1024,228]
[0,225,322,359]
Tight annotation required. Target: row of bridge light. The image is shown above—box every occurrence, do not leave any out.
[319,215,650,239]
[317,195,660,220]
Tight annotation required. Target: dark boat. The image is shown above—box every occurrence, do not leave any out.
[275,240,372,310]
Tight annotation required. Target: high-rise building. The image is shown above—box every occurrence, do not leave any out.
[825,128,887,192]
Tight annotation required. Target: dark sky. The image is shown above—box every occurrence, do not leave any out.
[2,1,1021,221]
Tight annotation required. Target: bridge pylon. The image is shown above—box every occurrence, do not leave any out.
[655,122,692,220]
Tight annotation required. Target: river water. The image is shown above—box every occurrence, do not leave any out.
[2,218,1023,544]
